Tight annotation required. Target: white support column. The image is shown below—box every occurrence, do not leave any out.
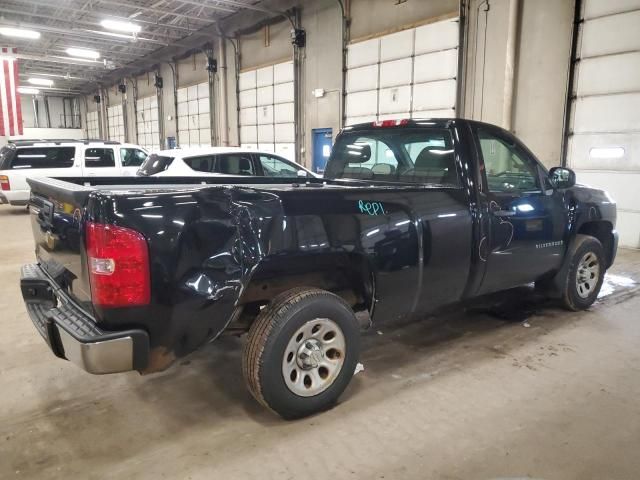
[502,0,520,131]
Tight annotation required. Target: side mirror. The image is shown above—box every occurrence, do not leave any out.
[549,167,576,189]
[297,169,308,177]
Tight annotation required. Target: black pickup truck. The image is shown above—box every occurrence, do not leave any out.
[20,119,617,418]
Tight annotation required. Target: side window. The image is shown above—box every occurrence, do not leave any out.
[477,129,540,193]
[259,155,299,177]
[138,154,174,176]
[120,148,148,167]
[10,147,75,169]
[215,154,255,175]
[183,155,216,173]
[84,148,115,168]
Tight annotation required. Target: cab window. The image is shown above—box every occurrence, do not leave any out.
[85,148,115,168]
[120,148,148,167]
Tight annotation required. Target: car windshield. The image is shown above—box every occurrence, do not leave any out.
[324,128,459,186]
[137,154,175,176]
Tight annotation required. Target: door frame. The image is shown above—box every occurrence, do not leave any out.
[311,127,333,174]
[470,123,566,294]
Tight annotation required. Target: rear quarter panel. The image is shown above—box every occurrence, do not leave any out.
[89,186,247,368]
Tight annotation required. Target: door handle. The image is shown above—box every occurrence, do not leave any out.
[492,209,515,217]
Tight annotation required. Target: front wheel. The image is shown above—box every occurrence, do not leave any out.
[243,287,361,419]
[559,234,606,311]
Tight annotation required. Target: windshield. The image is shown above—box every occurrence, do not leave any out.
[324,128,459,186]
[137,154,175,176]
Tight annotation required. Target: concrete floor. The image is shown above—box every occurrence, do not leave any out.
[1,204,639,480]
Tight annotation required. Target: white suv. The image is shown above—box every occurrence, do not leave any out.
[137,147,316,178]
[0,140,149,206]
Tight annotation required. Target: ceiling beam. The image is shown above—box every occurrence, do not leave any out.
[175,0,239,13]
[0,8,187,43]
[0,20,159,50]
[204,0,288,16]
[19,71,98,82]
[78,30,170,47]
[20,68,102,82]
[19,61,100,73]
[3,0,296,91]
[9,52,116,69]
[14,44,149,61]
[91,0,222,22]
[0,1,196,34]
[22,87,84,94]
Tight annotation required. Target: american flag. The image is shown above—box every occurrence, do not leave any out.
[0,47,23,137]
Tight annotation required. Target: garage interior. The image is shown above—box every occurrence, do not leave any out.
[1,0,640,478]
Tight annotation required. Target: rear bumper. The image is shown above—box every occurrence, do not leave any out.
[20,263,149,374]
[2,189,29,206]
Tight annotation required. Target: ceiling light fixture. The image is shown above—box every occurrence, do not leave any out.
[0,27,41,39]
[28,77,54,87]
[18,87,39,95]
[65,47,100,59]
[100,19,141,33]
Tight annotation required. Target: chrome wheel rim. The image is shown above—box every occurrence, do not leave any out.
[576,252,600,299]
[282,318,346,397]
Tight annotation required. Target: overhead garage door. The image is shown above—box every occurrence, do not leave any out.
[238,60,295,161]
[86,110,99,138]
[345,16,459,126]
[107,104,125,143]
[136,95,160,152]
[567,0,640,248]
[177,81,211,148]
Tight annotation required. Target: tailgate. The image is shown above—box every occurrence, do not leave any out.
[28,177,94,310]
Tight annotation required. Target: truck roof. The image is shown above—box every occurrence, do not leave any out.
[343,118,457,131]
[343,117,508,132]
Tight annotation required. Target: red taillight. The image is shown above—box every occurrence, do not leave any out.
[85,222,150,307]
[372,119,410,128]
[0,175,10,191]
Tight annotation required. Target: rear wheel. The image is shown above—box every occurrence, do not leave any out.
[243,287,360,419]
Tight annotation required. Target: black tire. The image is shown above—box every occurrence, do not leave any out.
[559,234,606,311]
[243,287,360,419]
